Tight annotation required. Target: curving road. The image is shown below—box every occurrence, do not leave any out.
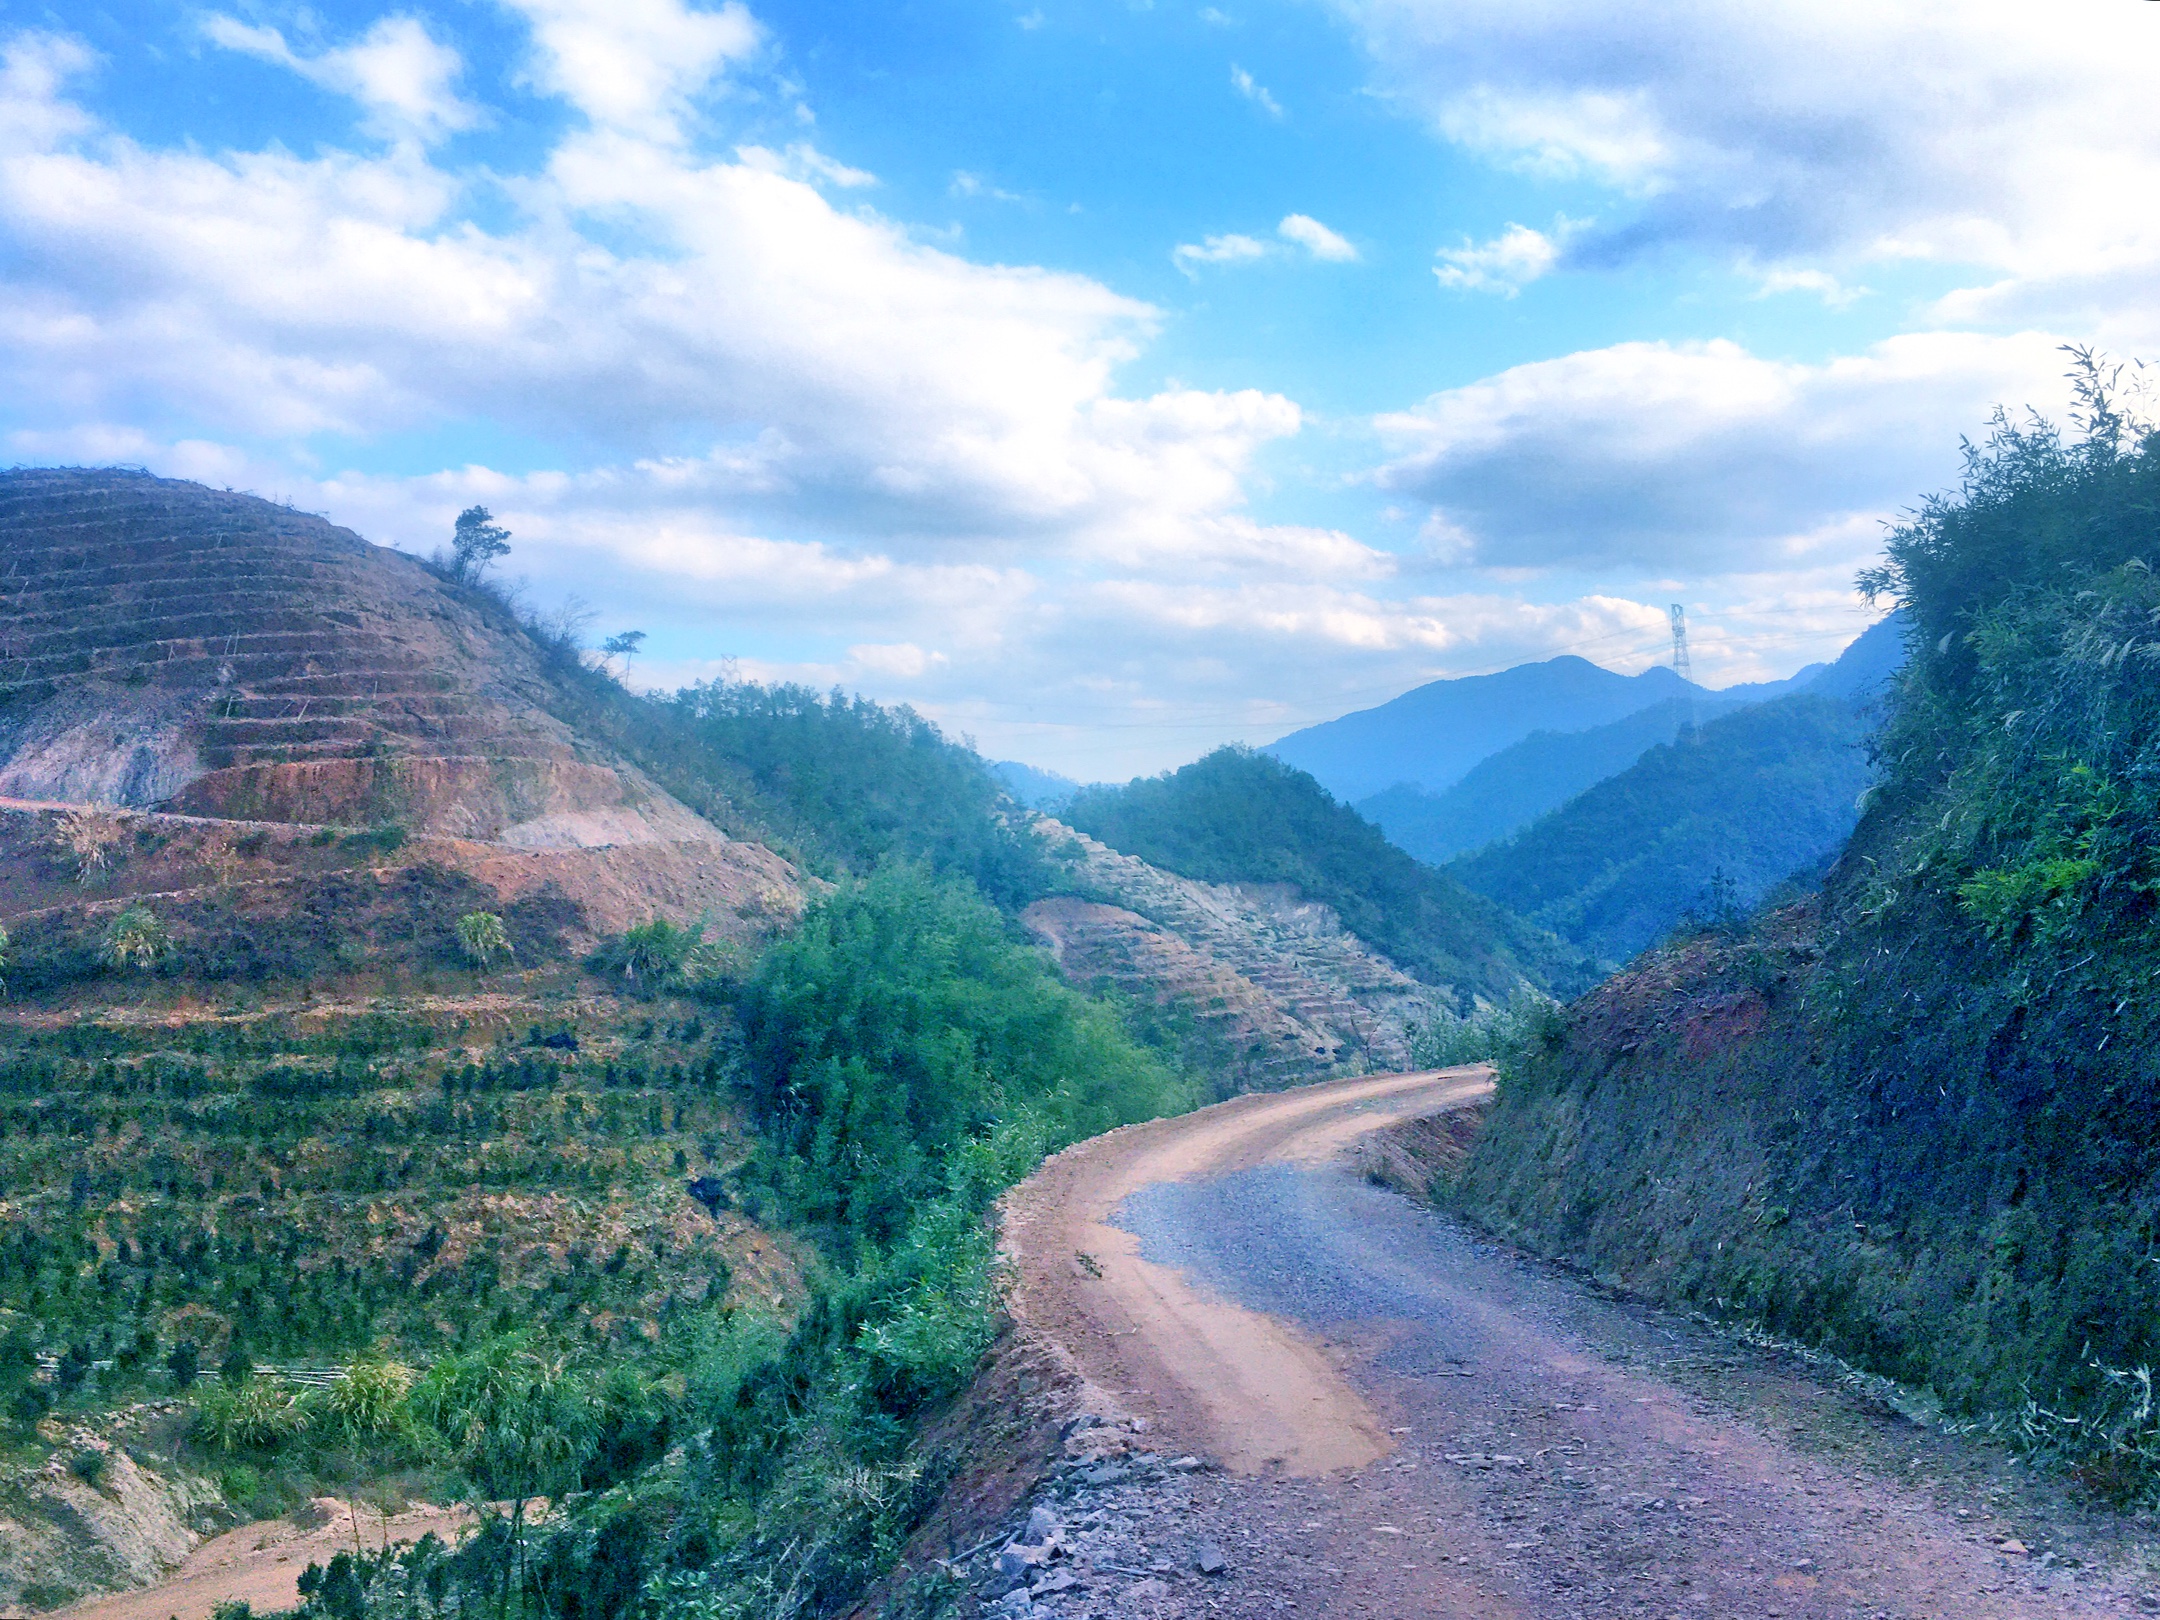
[1001,1068,2145,1618]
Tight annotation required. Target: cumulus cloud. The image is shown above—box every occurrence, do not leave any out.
[1278,213,1357,262]
[204,15,479,144]
[1434,222,1559,295]
[506,0,762,141]
[1373,332,2072,572]
[0,11,1328,565]
[1332,0,2160,304]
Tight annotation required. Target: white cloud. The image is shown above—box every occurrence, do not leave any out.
[1173,232,1269,275]
[506,0,762,142]
[1751,267,1865,308]
[1373,331,2071,572]
[204,15,480,144]
[1174,216,1359,275]
[1278,213,1357,262]
[735,142,875,187]
[1230,64,1283,120]
[1332,0,2160,313]
[0,16,1322,564]
[1434,222,1558,295]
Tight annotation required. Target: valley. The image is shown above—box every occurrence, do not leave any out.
[6,411,2160,1620]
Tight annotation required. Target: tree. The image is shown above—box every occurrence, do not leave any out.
[166,1339,201,1389]
[452,506,512,582]
[600,630,646,671]
[456,911,513,969]
[412,1341,596,1618]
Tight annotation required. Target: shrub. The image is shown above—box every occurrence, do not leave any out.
[68,1447,108,1488]
[314,1357,416,1447]
[193,1381,308,1452]
[456,911,512,969]
[100,906,172,971]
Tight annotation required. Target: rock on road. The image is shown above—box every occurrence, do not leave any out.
[990,1067,2152,1619]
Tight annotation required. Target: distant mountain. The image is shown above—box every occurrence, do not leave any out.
[1359,697,1726,865]
[1062,746,1600,1003]
[994,759,1083,811]
[1446,675,1891,963]
[1266,657,1705,804]
[1362,618,1905,865]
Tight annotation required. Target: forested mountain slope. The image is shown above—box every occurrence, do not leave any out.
[1265,655,1703,803]
[1363,617,1903,867]
[1446,686,1881,961]
[1063,747,1599,1002]
[1451,383,2160,1492]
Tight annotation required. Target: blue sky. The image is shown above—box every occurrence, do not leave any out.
[4,0,2153,776]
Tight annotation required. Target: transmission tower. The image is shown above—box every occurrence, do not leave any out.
[1669,604,1698,740]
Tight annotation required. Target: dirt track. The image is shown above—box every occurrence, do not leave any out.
[997,1067,2160,1618]
[1005,1066,1493,1476]
[46,1501,470,1620]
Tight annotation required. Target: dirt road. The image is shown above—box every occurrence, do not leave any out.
[46,1501,470,1620]
[997,1067,2157,1618]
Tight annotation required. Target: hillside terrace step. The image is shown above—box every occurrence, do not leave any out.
[3,608,400,651]
[5,630,428,673]
[0,547,355,582]
[0,574,346,614]
[217,693,482,719]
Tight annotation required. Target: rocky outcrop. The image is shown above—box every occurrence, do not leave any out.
[0,1416,221,1611]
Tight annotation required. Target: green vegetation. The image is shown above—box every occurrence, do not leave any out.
[1064,745,1596,1000]
[2,857,1181,1617]
[737,868,1189,1251]
[1447,691,1875,962]
[630,682,1052,910]
[1450,360,2160,1499]
[1357,696,1707,865]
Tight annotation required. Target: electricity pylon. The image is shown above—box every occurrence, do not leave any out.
[1670,604,1698,741]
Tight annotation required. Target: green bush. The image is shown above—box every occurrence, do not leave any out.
[736,867,1187,1248]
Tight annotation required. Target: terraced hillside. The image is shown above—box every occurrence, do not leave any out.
[1025,822,1454,1088]
[0,468,706,847]
[0,987,794,1610]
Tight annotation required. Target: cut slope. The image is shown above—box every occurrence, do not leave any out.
[0,469,712,848]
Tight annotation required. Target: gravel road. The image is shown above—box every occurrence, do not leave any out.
[982,1069,2159,1619]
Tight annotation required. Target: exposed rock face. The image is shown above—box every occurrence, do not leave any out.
[0,1423,221,1610]
[1024,823,1453,1087]
[0,469,710,848]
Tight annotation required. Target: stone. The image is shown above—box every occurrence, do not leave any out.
[990,1590,1034,1617]
[1166,1455,1204,1472]
[1998,1539,2030,1556]
[1193,1541,1228,1576]
[1083,1464,1131,1487]
[1025,1505,1060,1545]
[996,1545,1048,1581]
[1125,1576,1172,1603]
[1032,1568,1082,1595]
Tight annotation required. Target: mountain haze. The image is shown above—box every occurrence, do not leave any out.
[1265,656,1703,804]
[1363,617,1905,866]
